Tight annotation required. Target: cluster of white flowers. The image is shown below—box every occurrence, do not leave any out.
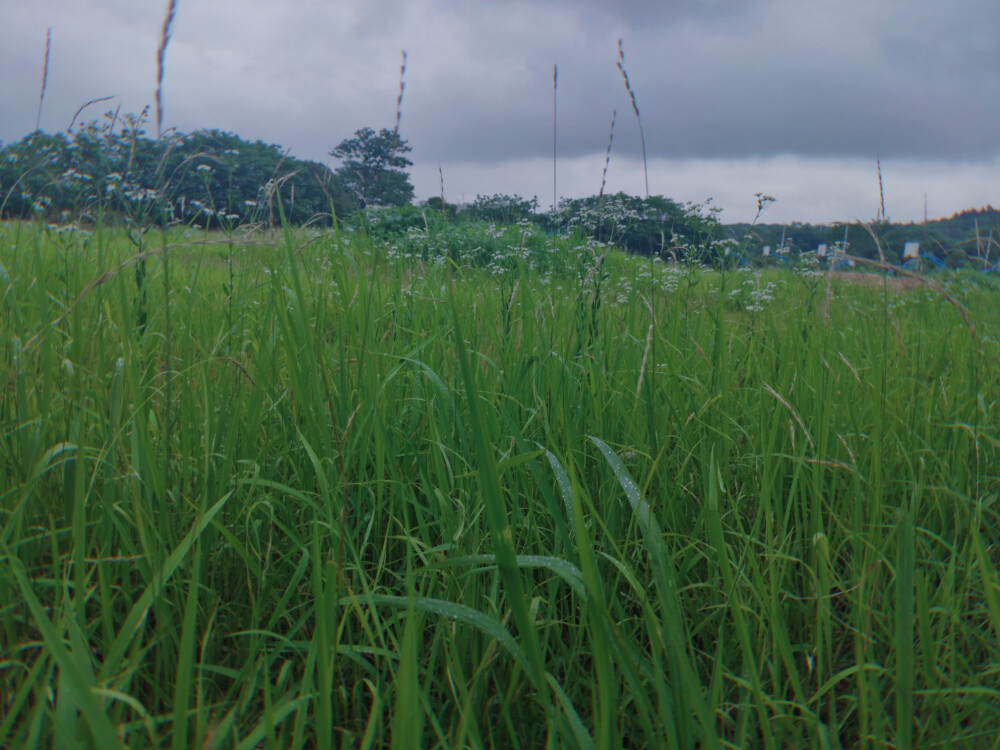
[47,222,87,236]
[31,195,53,212]
[728,271,779,312]
[558,196,668,233]
[58,168,93,184]
[381,220,547,277]
[121,185,158,203]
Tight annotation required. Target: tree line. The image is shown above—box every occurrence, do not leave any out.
[727,206,1000,268]
[4,112,993,267]
[0,112,414,228]
[0,112,727,260]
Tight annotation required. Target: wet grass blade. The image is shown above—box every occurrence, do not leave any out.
[99,491,233,681]
[895,510,915,750]
[360,594,530,674]
[391,594,423,750]
[3,546,123,749]
[589,435,718,747]
[432,553,586,599]
[449,287,547,692]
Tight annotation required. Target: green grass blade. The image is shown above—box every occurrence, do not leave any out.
[99,491,234,680]
[360,594,531,675]
[449,288,547,691]
[589,435,718,747]
[546,672,596,750]
[432,554,586,599]
[3,547,123,749]
[390,595,423,750]
[895,510,915,750]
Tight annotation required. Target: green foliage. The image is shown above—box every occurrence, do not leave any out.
[335,192,750,279]
[465,193,539,224]
[551,192,724,260]
[0,113,355,226]
[346,192,729,271]
[158,129,357,227]
[330,127,414,208]
[421,196,457,218]
[348,203,596,278]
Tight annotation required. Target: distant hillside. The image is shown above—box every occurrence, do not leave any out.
[724,207,1000,267]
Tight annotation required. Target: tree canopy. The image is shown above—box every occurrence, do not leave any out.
[330,127,414,208]
[0,113,357,226]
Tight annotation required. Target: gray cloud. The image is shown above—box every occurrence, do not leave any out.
[408,0,1000,162]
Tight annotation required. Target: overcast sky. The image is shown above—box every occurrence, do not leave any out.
[2,0,997,223]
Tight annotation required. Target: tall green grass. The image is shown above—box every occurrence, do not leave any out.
[1,219,998,747]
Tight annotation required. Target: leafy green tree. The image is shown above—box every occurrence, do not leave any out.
[421,196,457,218]
[552,193,718,258]
[0,117,356,227]
[0,131,77,219]
[156,129,356,227]
[466,193,538,224]
[330,127,413,207]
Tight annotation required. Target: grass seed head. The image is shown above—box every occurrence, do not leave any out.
[156,0,178,138]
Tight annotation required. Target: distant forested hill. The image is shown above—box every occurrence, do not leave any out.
[725,207,1000,266]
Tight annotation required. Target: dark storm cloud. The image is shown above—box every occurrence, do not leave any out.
[403,0,1000,164]
[547,0,756,25]
[1,0,996,222]
[3,0,997,161]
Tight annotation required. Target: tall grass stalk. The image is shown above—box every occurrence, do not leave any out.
[34,28,52,132]
[552,64,558,212]
[617,38,649,198]
[393,50,407,138]
[598,109,616,200]
[155,0,177,138]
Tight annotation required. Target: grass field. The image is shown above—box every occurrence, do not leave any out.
[1,219,999,748]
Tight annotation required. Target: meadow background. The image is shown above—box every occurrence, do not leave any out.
[1,212,998,748]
